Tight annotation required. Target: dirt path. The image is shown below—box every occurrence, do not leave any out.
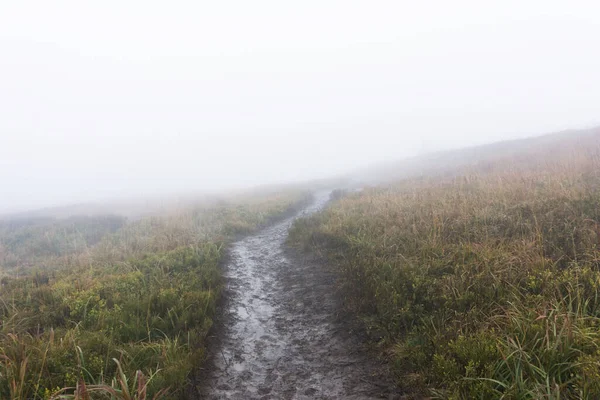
[200,192,394,399]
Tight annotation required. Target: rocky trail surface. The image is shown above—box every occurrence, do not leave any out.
[199,192,396,399]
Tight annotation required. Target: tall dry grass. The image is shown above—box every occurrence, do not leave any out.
[289,135,600,398]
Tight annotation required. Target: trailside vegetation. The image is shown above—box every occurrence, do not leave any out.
[289,135,600,399]
[0,189,311,399]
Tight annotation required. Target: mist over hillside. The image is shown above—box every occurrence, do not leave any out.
[3,2,600,213]
[2,1,600,398]
[3,127,599,221]
[350,126,600,185]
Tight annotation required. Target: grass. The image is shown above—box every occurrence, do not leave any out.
[0,188,311,399]
[288,134,600,398]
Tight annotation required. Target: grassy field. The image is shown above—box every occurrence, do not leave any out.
[289,130,600,399]
[0,188,311,399]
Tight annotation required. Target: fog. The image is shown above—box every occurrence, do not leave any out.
[1,1,599,212]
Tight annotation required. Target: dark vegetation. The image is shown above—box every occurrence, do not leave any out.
[0,190,311,399]
[289,128,600,399]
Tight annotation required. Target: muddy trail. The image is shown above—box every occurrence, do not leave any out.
[199,192,396,399]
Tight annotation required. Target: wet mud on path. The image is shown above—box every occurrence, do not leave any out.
[198,192,396,399]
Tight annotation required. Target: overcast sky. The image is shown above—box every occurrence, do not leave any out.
[1,1,599,212]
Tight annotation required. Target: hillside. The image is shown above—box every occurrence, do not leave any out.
[0,187,312,399]
[290,127,600,399]
[352,126,600,184]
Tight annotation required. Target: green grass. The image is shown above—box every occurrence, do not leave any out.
[0,215,126,271]
[289,141,600,398]
[0,189,311,399]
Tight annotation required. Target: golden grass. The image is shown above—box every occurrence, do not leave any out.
[289,134,600,398]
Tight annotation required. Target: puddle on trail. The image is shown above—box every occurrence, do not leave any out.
[201,192,388,400]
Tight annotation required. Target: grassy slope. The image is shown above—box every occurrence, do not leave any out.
[0,189,311,399]
[289,128,600,399]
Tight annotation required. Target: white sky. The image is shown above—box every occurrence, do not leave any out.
[1,1,599,212]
